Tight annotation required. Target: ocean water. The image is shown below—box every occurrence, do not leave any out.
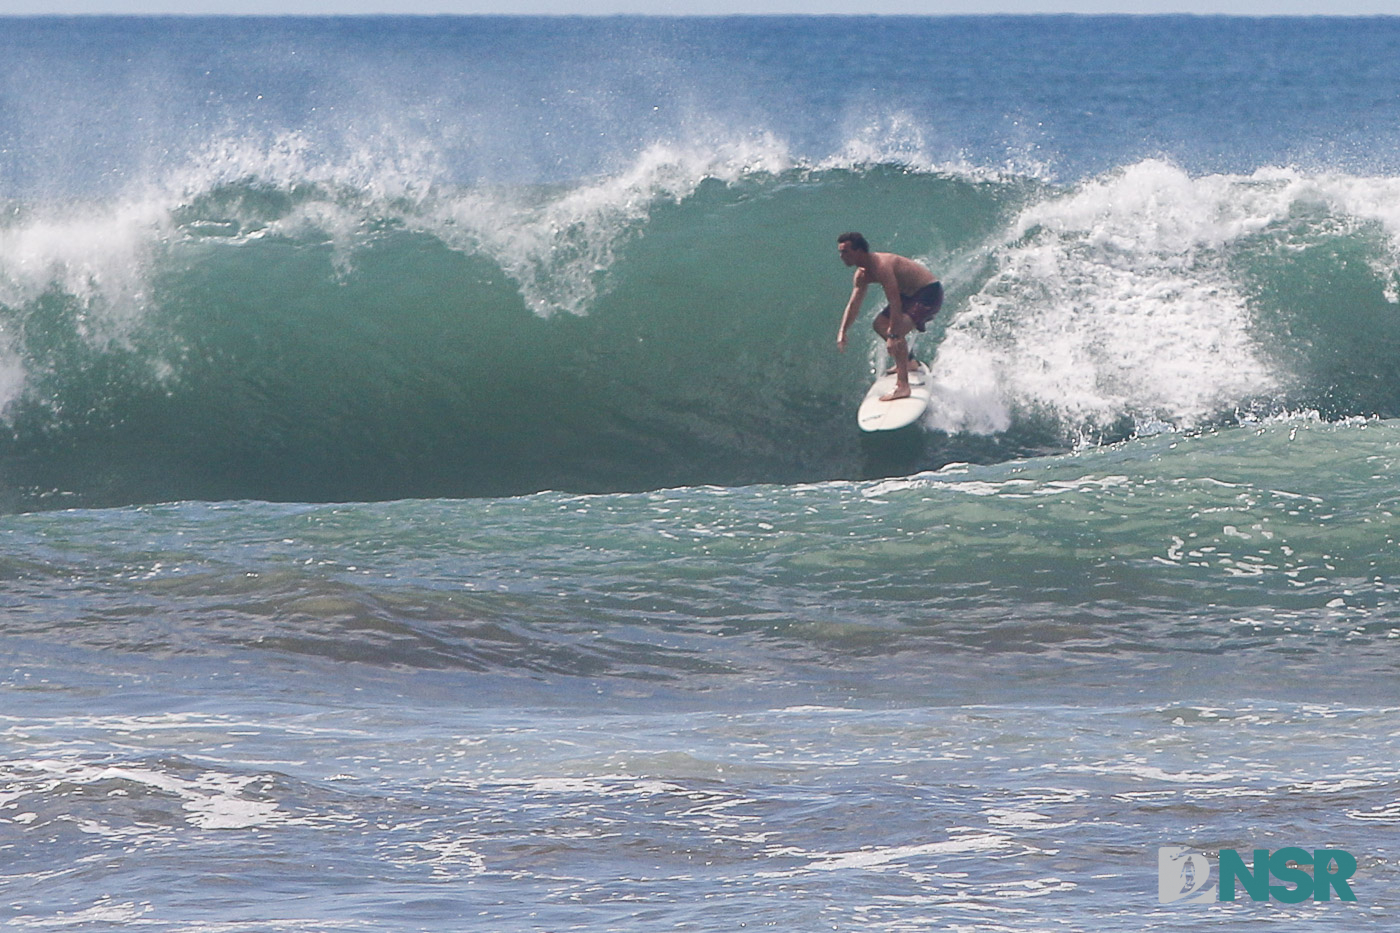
[4,14,1400,931]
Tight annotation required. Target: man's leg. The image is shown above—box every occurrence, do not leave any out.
[876,311,916,376]
[880,315,913,401]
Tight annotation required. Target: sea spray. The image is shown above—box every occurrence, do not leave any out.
[923,162,1355,436]
[6,154,1400,506]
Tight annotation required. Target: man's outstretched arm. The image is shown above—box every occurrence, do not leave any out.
[837,275,868,351]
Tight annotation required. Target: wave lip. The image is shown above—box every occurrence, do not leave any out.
[930,161,1281,437]
[4,151,1400,508]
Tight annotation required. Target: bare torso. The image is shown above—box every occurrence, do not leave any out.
[865,251,936,296]
[835,237,941,401]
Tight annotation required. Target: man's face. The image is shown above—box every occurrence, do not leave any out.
[837,241,863,266]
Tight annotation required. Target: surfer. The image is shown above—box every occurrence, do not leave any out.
[834,232,943,401]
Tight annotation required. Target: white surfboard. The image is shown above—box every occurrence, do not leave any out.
[857,361,933,432]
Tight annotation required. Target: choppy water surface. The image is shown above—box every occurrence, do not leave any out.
[4,15,1400,931]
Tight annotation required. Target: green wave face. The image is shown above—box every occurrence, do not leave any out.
[2,160,1398,509]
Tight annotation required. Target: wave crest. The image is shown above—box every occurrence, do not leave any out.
[6,152,1400,507]
[926,160,1400,436]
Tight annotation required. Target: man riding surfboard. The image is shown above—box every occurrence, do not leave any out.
[834,232,944,401]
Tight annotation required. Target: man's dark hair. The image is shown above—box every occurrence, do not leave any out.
[837,231,869,253]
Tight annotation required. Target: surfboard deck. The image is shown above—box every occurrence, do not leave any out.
[857,362,932,432]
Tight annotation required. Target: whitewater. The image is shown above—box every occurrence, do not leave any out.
[4,14,1400,932]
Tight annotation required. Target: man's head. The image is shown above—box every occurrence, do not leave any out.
[837,231,869,266]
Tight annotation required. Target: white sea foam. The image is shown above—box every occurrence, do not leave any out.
[0,201,168,325]
[926,160,1326,436]
[0,197,175,416]
[421,133,794,318]
[2,757,284,831]
[174,127,801,321]
[5,899,153,928]
[0,341,25,414]
[756,832,1018,878]
[0,128,797,334]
